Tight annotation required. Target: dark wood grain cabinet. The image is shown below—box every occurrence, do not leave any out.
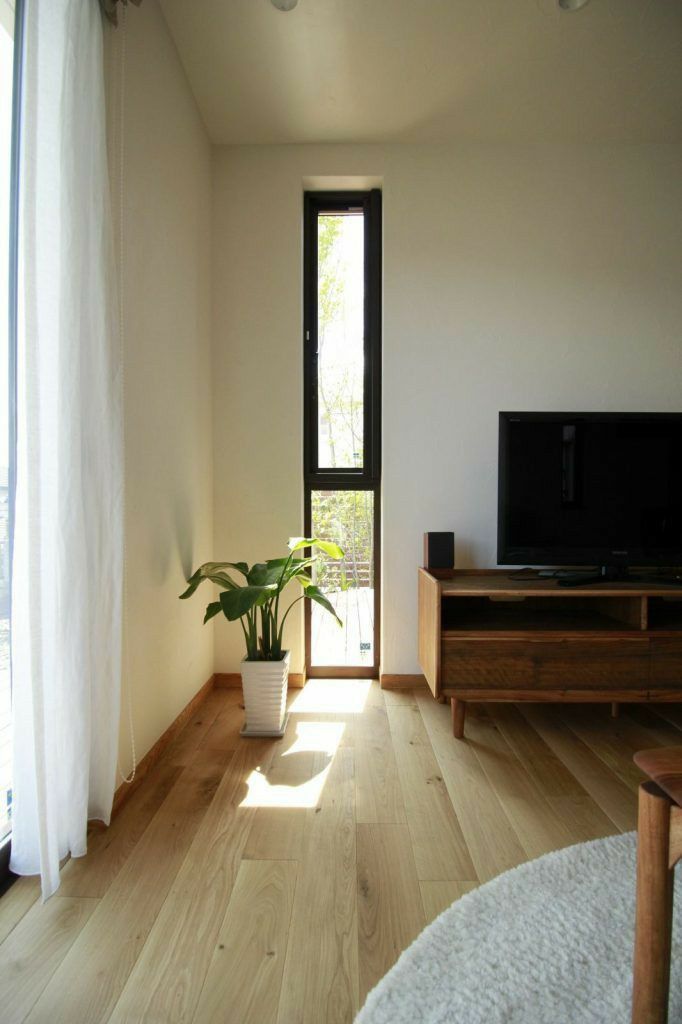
[418,569,682,739]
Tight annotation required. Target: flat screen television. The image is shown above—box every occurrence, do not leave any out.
[498,412,682,576]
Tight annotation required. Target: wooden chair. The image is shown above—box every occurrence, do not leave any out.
[632,747,682,1024]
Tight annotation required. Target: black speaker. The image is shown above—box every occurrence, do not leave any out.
[423,532,455,570]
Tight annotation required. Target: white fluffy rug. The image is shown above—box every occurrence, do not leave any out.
[356,832,682,1024]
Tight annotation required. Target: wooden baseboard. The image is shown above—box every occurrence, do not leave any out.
[380,673,428,690]
[111,672,216,816]
[214,671,306,689]
[213,672,241,688]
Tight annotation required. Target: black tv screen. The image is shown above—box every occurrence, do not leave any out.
[498,412,682,568]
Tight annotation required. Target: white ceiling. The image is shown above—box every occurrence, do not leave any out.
[158,0,682,145]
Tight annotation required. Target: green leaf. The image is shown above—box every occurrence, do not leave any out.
[315,540,344,560]
[305,585,343,627]
[179,561,249,600]
[196,560,249,578]
[288,537,311,552]
[288,537,344,560]
[179,578,202,601]
[219,585,276,621]
[285,556,315,574]
[248,559,290,587]
[203,601,223,623]
[279,557,316,587]
[179,572,236,599]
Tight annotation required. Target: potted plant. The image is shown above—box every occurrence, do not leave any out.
[179,537,344,736]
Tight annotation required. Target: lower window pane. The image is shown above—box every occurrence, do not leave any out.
[310,489,374,667]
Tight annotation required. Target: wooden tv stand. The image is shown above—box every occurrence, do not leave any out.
[418,569,682,739]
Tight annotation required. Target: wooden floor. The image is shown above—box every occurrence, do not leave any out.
[1,681,680,1024]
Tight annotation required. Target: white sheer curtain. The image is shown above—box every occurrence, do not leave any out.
[10,0,123,898]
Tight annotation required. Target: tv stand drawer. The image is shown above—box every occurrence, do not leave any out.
[649,638,682,687]
[441,636,649,690]
[441,639,531,688]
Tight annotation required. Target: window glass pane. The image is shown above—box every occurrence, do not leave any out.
[310,489,374,667]
[0,8,12,844]
[317,213,364,469]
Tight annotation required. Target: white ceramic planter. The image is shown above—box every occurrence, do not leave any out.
[240,650,290,737]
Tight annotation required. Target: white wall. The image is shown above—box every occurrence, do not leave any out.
[107,1,214,773]
[211,152,306,672]
[212,142,682,676]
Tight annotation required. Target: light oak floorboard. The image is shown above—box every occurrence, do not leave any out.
[162,690,233,767]
[276,747,359,1024]
[192,859,297,1024]
[357,823,425,1004]
[520,704,638,833]
[490,704,616,843]
[624,703,682,747]
[417,694,525,882]
[288,680,366,749]
[0,896,98,1024]
[243,717,317,861]
[1,688,672,1024]
[0,877,40,945]
[108,743,273,1024]
[387,705,475,881]
[363,680,387,709]
[649,702,682,733]
[559,704,662,794]
[419,880,477,924]
[24,755,230,1024]
[355,700,407,826]
[288,678,372,716]
[59,761,183,898]
[381,688,419,707]
[308,711,357,748]
[200,698,246,752]
[463,709,576,860]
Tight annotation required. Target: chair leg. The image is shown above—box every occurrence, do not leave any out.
[451,698,466,739]
[632,781,674,1024]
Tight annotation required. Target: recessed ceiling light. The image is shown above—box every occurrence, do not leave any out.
[558,0,590,9]
[271,0,299,10]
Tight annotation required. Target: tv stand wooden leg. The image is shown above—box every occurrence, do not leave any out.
[611,702,620,718]
[451,698,466,739]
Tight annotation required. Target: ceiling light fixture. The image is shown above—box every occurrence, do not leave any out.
[271,0,299,10]
[557,0,590,10]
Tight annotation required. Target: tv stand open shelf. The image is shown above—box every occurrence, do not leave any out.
[418,569,682,739]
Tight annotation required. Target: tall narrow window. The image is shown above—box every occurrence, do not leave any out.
[0,0,18,869]
[316,212,364,470]
[304,191,381,677]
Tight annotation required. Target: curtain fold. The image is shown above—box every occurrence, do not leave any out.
[10,0,123,898]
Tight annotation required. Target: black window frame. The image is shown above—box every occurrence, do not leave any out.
[303,189,382,677]
[303,190,382,487]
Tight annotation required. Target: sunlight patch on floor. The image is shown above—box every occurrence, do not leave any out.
[239,720,345,808]
[240,767,330,809]
[283,720,345,756]
[289,678,372,714]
